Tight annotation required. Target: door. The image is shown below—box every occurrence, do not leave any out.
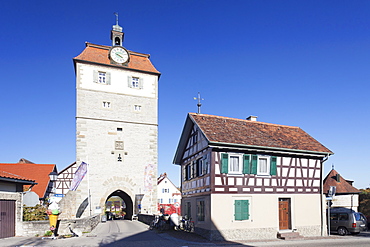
[279,198,291,230]
[0,200,15,238]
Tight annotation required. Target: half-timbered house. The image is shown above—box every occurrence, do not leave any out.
[173,113,333,241]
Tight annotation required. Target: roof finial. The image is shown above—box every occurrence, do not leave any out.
[332,164,334,170]
[112,12,123,32]
[114,12,119,26]
[194,92,204,114]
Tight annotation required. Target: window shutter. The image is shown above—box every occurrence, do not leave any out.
[243,154,250,174]
[235,200,250,220]
[242,200,250,220]
[106,72,111,85]
[270,156,277,175]
[221,153,229,173]
[139,78,144,89]
[93,70,98,83]
[127,76,132,88]
[251,155,258,174]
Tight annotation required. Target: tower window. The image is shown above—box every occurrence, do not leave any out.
[115,37,121,46]
[132,77,139,88]
[134,105,141,111]
[98,72,106,84]
[102,101,111,108]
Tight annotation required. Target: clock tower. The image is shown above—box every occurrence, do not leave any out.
[62,17,160,219]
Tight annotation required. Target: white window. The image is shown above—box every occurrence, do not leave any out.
[98,72,106,84]
[257,156,270,176]
[132,77,139,88]
[229,154,243,174]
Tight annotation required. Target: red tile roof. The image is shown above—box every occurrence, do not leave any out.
[190,113,333,154]
[0,163,56,198]
[323,169,360,194]
[74,43,160,75]
[0,170,36,183]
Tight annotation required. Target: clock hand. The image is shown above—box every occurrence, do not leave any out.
[115,53,123,58]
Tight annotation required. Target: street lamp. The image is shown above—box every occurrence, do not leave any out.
[49,171,58,197]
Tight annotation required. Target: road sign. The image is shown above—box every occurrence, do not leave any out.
[174,202,180,208]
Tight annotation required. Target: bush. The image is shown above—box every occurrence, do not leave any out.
[23,204,48,221]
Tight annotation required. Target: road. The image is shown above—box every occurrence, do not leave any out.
[2,220,370,247]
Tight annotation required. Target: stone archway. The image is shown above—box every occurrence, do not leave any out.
[106,190,133,220]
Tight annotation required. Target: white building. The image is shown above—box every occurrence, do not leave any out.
[157,173,181,215]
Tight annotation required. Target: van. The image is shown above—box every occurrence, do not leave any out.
[328,207,368,235]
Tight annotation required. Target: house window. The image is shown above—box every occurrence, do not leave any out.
[132,77,139,88]
[234,200,250,221]
[221,153,277,176]
[197,200,205,221]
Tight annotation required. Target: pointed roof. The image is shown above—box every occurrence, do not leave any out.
[74,43,160,75]
[174,113,333,164]
[323,169,360,194]
[0,163,56,198]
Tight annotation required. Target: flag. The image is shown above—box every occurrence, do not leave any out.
[70,162,88,191]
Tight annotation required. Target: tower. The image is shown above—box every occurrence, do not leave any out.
[66,17,160,218]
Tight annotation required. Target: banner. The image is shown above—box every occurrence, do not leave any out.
[70,162,88,191]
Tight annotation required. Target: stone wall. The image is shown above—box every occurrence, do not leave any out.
[22,214,100,237]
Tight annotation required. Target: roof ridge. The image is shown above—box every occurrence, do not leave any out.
[189,113,300,129]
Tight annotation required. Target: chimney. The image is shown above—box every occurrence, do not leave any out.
[247,116,258,121]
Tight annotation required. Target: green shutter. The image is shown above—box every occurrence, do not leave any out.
[243,154,250,174]
[242,200,250,220]
[234,200,249,220]
[221,153,228,173]
[270,156,277,175]
[251,155,258,174]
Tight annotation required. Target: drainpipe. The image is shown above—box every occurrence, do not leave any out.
[320,154,329,236]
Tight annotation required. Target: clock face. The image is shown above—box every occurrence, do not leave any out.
[110,46,129,64]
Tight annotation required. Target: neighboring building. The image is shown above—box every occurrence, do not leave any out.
[157,173,181,215]
[323,169,360,211]
[55,162,77,197]
[61,18,160,219]
[173,113,333,241]
[0,163,57,200]
[0,171,36,238]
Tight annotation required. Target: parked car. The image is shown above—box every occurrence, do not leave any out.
[328,207,368,235]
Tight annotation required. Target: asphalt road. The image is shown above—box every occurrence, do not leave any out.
[2,220,370,247]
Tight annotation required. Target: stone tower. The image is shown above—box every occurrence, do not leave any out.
[67,19,160,219]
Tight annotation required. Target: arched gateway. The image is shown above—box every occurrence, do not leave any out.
[105,190,133,219]
[61,17,160,219]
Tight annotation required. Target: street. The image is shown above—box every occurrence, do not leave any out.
[1,220,370,247]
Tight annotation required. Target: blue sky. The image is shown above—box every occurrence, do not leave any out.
[1,1,369,188]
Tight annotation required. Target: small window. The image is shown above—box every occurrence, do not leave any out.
[128,76,143,89]
[134,105,141,111]
[258,156,269,175]
[117,128,122,132]
[338,213,349,221]
[185,202,191,219]
[94,70,111,85]
[102,101,111,108]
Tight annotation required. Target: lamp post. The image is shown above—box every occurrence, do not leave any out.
[49,171,58,197]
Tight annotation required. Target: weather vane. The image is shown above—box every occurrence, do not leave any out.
[114,12,119,26]
[194,92,204,114]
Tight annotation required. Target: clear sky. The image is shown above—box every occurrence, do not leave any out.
[1,1,369,189]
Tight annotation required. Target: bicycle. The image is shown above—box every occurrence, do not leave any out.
[149,215,166,231]
[175,215,194,232]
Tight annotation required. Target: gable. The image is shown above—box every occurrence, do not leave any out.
[323,169,360,194]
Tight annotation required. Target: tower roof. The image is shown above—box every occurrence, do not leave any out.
[74,43,160,75]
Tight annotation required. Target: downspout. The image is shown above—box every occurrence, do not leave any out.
[320,154,329,236]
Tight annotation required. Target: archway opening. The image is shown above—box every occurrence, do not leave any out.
[105,190,133,220]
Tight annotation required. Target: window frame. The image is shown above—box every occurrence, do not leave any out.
[228,153,243,175]
[257,155,271,176]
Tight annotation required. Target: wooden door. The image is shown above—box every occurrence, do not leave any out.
[279,199,290,230]
[0,200,15,238]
